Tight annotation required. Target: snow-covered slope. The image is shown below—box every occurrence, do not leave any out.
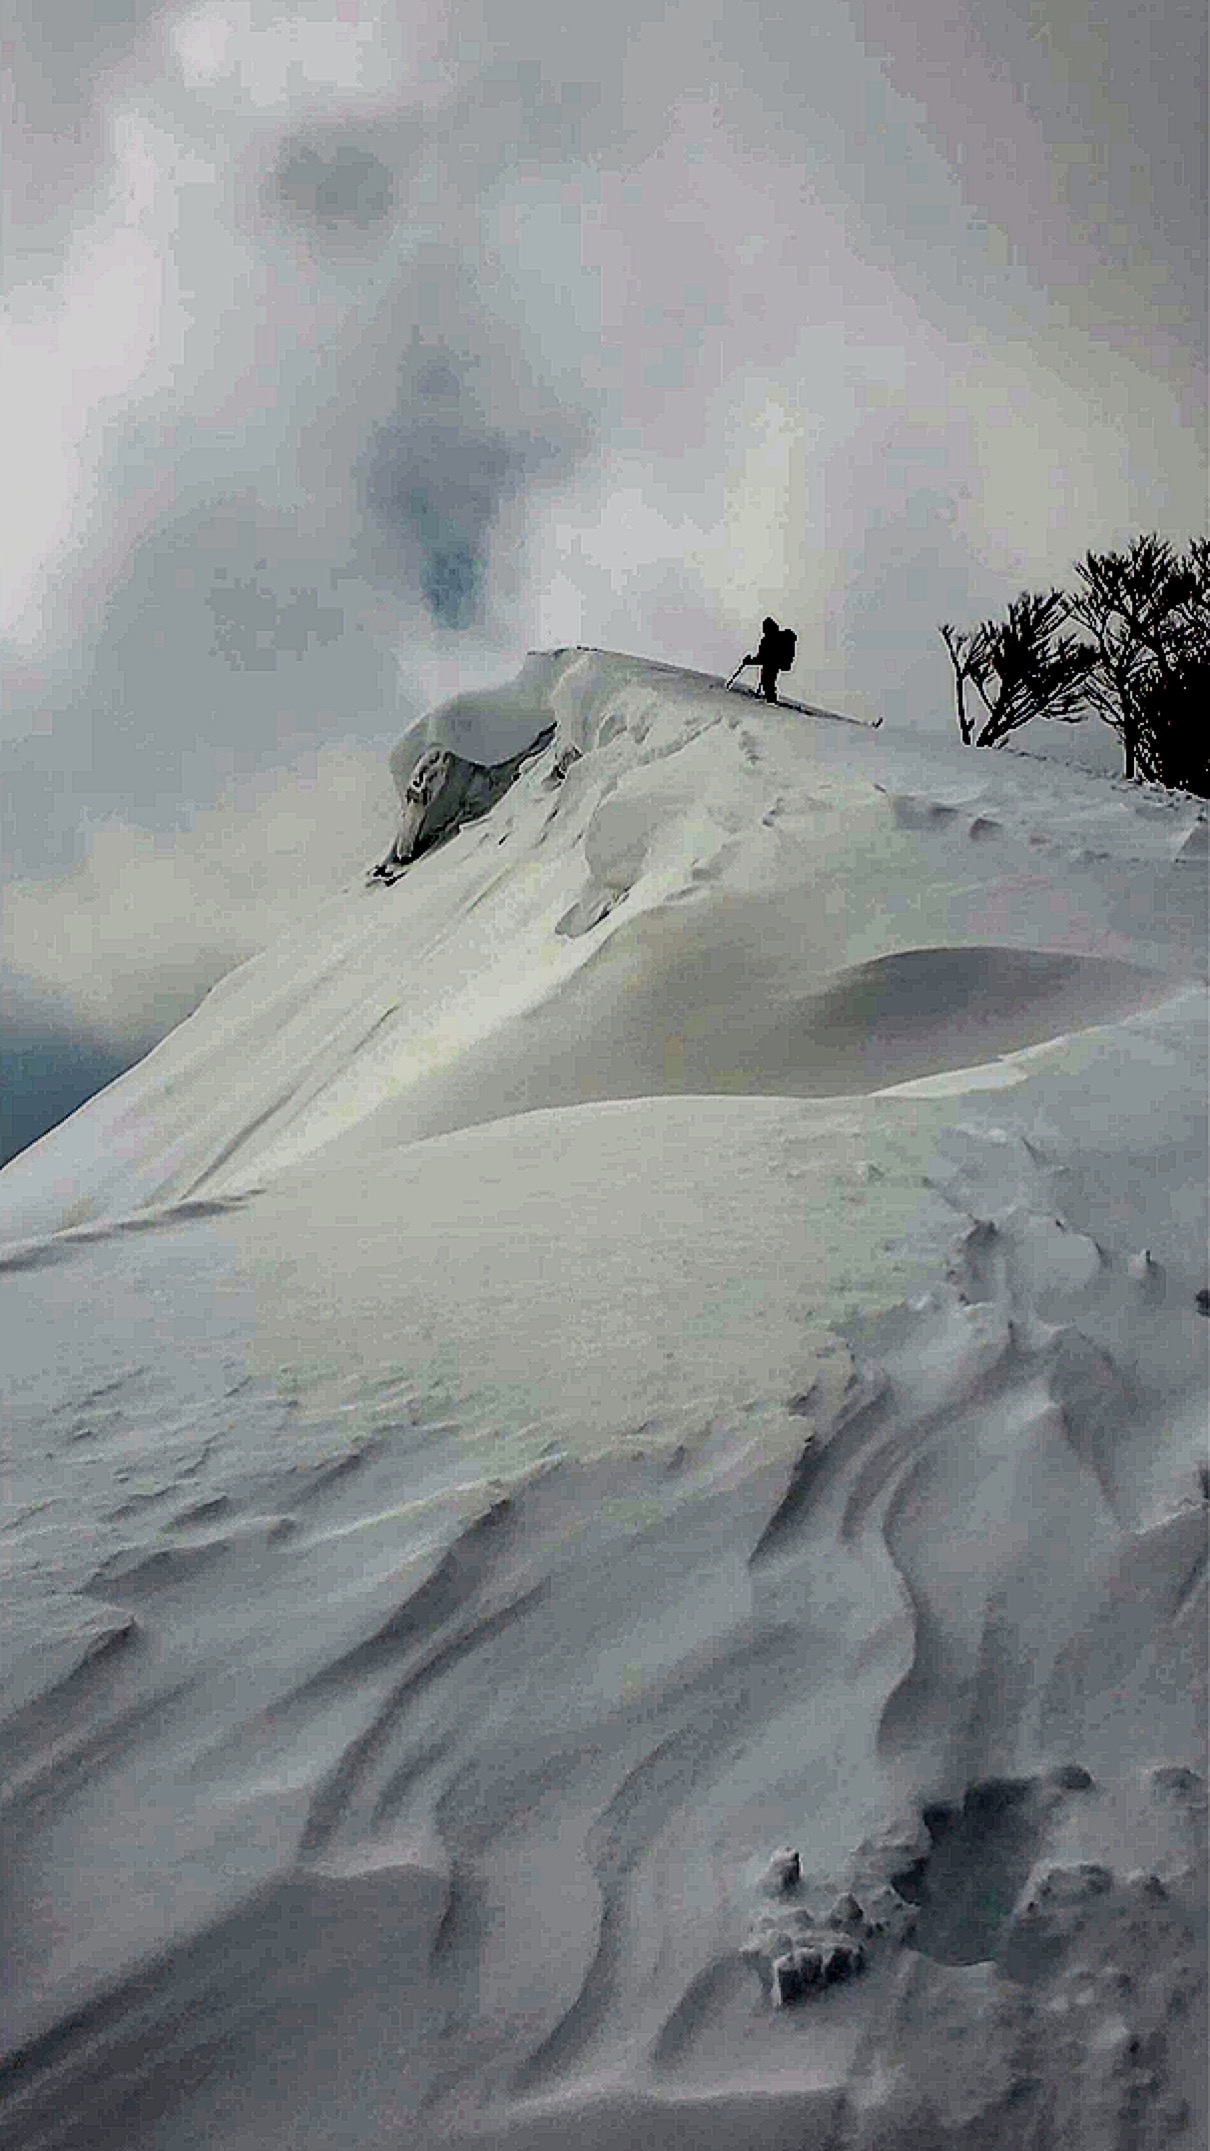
[1,651,1206,2151]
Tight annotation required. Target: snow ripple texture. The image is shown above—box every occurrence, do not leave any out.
[0,651,1206,2150]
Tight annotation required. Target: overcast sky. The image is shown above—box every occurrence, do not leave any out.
[1,0,1206,1106]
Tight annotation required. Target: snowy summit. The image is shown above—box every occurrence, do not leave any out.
[1,649,1207,2151]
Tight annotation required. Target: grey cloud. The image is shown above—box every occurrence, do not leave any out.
[466,58,613,172]
[360,415,535,630]
[1,743,395,1052]
[834,0,1205,357]
[2,495,404,876]
[3,0,1202,907]
[355,344,585,629]
[4,14,618,857]
[7,0,164,252]
[274,142,395,230]
[8,0,156,108]
[207,570,347,672]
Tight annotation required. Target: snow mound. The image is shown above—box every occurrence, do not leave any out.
[402,649,569,769]
[0,649,1205,2151]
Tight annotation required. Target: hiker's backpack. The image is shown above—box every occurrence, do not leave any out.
[777,626,797,671]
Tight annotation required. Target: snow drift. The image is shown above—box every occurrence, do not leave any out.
[373,655,560,873]
[0,649,1206,2151]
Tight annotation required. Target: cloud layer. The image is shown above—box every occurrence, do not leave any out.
[2,0,1204,1052]
[2,744,392,1048]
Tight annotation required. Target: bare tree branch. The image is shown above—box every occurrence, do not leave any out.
[938,536,1208,794]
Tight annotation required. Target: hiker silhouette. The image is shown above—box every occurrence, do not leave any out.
[735,617,796,702]
[754,617,781,702]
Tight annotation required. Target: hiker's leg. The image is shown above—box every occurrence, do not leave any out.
[761,665,779,702]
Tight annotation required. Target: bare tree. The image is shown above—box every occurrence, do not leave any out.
[1133,539,1210,794]
[939,621,987,745]
[941,591,1094,748]
[1134,652,1210,795]
[940,538,1208,794]
[1070,534,1210,784]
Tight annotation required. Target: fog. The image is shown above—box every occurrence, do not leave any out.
[2,0,1204,1091]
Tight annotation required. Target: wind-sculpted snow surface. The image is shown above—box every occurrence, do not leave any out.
[0,652,1206,2149]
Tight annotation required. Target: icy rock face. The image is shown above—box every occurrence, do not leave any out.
[377,721,555,869]
[373,652,565,871]
[385,745,456,864]
[543,742,583,788]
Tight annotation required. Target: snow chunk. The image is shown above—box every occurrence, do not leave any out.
[404,651,564,769]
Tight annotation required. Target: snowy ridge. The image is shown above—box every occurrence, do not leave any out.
[0,650,1206,2150]
[0,646,1200,1241]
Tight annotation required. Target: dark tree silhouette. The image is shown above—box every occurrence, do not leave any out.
[1069,535,1209,787]
[940,592,1094,748]
[941,536,1209,795]
[939,621,986,746]
[1133,651,1210,796]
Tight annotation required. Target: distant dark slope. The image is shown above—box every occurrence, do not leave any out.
[0,1002,139,1167]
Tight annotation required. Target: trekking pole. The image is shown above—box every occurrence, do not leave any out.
[725,659,751,690]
